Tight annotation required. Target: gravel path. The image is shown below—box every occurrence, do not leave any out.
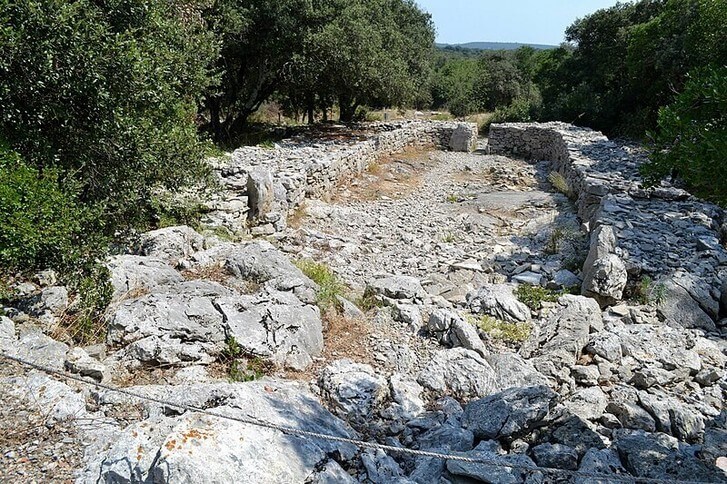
[287,142,579,294]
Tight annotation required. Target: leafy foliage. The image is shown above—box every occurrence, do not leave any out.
[472,315,532,343]
[641,65,727,206]
[515,284,560,311]
[0,0,216,228]
[535,0,726,136]
[0,145,107,276]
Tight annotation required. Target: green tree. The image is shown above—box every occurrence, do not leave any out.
[283,0,435,122]
[641,66,727,206]
[473,54,524,111]
[201,0,309,137]
[0,0,217,227]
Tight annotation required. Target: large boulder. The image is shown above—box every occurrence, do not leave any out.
[466,284,531,324]
[216,289,323,371]
[485,353,549,391]
[427,310,487,357]
[106,281,232,365]
[657,278,716,331]
[614,429,726,482]
[318,360,388,426]
[581,225,627,307]
[80,380,357,484]
[461,386,559,441]
[521,295,602,376]
[139,225,205,263]
[107,255,184,301]
[3,372,86,424]
[417,348,498,400]
[449,124,477,152]
[367,275,426,302]
[446,441,540,483]
[247,169,275,220]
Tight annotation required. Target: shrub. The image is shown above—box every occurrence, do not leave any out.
[0,0,217,228]
[547,172,573,198]
[61,265,114,345]
[222,337,273,382]
[515,284,560,311]
[0,146,107,276]
[473,315,532,343]
[642,65,727,207]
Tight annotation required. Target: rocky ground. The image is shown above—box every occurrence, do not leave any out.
[1,127,726,483]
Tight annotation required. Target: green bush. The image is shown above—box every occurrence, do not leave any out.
[0,146,106,275]
[0,0,217,228]
[642,65,727,206]
[515,284,561,311]
[471,314,532,343]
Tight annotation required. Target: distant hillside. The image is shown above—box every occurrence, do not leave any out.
[436,41,557,51]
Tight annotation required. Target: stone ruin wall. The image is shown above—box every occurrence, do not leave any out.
[206,120,478,235]
[489,122,727,332]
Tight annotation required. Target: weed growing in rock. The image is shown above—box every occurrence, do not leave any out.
[51,266,114,345]
[632,275,667,305]
[446,193,460,203]
[515,284,561,311]
[473,315,532,343]
[545,226,583,256]
[222,337,273,383]
[294,259,346,312]
[442,232,458,243]
[548,171,573,199]
[356,290,385,312]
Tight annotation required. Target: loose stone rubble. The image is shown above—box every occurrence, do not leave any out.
[1,120,726,483]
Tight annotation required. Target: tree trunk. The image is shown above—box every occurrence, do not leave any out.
[339,93,358,122]
[207,97,222,141]
[306,93,315,125]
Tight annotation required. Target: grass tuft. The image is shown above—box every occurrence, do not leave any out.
[470,314,532,343]
[548,171,573,198]
[515,284,561,311]
[294,259,346,312]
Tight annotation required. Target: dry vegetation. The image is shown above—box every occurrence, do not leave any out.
[332,147,434,203]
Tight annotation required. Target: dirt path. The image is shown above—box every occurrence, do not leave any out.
[287,142,581,296]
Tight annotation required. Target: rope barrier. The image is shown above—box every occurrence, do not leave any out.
[0,352,718,484]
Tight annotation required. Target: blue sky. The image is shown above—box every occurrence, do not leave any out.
[415,0,624,45]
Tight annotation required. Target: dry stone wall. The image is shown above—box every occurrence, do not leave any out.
[489,122,727,331]
[205,120,477,235]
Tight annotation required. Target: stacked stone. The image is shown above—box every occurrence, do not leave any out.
[206,120,478,234]
[489,122,727,330]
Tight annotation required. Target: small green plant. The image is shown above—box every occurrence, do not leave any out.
[223,336,243,359]
[294,259,346,312]
[545,226,582,256]
[632,276,667,305]
[64,265,114,344]
[356,290,384,312]
[222,337,273,382]
[446,193,460,203]
[515,284,561,311]
[471,314,532,343]
[151,193,207,230]
[228,357,272,382]
[442,232,458,243]
[548,172,573,198]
